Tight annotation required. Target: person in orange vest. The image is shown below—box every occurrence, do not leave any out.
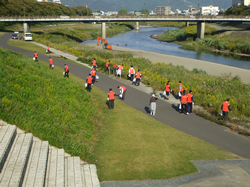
[34,51,38,61]
[49,57,53,69]
[90,68,96,84]
[86,74,93,92]
[92,58,97,70]
[220,98,232,121]
[129,65,135,81]
[117,64,123,78]
[180,90,188,115]
[187,90,194,113]
[47,45,50,54]
[164,81,172,100]
[64,64,69,78]
[113,63,117,75]
[106,60,110,74]
[117,86,126,100]
[108,88,116,109]
[178,81,183,98]
[135,70,142,86]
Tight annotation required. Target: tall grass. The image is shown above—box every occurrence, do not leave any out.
[0,48,100,160]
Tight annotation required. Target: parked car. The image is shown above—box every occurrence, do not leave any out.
[24,33,32,41]
[12,32,19,39]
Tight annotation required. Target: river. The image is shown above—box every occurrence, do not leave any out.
[81,27,250,70]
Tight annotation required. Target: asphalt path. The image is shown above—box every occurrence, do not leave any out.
[1,33,250,158]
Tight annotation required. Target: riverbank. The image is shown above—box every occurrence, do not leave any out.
[86,42,250,84]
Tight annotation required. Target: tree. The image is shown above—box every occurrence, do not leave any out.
[0,0,10,7]
[118,8,127,15]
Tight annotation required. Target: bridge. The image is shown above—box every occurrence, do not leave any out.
[1,15,249,39]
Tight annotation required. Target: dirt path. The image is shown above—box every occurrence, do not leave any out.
[86,43,250,84]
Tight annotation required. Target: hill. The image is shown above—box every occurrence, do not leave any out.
[61,0,232,12]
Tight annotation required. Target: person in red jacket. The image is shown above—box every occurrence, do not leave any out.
[34,51,38,61]
[164,81,171,100]
[129,65,135,81]
[90,68,96,84]
[106,60,110,74]
[187,90,194,113]
[64,64,69,78]
[92,58,97,70]
[117,86,126,100]
[113,64,117,75]
[49,57,53,69]
[180,90,188,115]
[108,88,116,109]
[178,81,183,99]
[47,45,50,54]
[135,70,142,86]
[86,74,93,92]
[220,98,232,121]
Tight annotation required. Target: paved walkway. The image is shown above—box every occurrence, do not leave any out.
[1,33,250,186]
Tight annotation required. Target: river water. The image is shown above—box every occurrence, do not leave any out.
[81,27,250,70]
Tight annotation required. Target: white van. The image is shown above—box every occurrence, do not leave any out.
[24,33,33,41]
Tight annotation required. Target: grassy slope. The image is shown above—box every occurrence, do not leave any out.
[5,38,240,182]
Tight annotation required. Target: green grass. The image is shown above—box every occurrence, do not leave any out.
[8,40,47,54]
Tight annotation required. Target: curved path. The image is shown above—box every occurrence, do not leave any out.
[1,33,250,185]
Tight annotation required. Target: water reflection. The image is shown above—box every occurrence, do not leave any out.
[81,27,250,70]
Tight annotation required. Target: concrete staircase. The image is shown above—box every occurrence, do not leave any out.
[0,120,100,187]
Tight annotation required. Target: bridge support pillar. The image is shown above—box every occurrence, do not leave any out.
[186,22,189,27]
[23,22,31,33]
[101,22,106,41]
[136,22,139,30]
[197,22,205,39]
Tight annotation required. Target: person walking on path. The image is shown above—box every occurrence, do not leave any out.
[178,81,183,98]
[220,98,232,121]
[34,51,38,61]
[64,64,69,78]
[106,60,110,74]
[108,88,116,109]
[117,64,123,78]
[92,58,97,70]
[117,86,126,100]
[135,70,142,86]
[86,74,93,92]
[165,81,171,100]
[149,94,158,116]
[180,90,188,115]
[49,57,53,69]
[129,65,135,81]
[90,68,97,84]
[187,90,194,113]
[47,45,50,54]
[113,63,117,75]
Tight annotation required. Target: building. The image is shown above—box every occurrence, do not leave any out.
[200,5,219,16]
[232,0,250,7]
[155,6,171,15]
[53,0,61,4]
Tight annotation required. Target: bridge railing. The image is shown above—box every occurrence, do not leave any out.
[0,15,250,20]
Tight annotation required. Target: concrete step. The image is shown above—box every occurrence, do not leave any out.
[45,148,65,187]
[65,156,83,187]
[81,164,100,187]
[22,141,49,187]
[0,125,17,173]
[0,133,33,187]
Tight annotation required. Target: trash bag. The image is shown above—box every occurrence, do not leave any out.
[96,75,99,79]
[85,83,87,87]
[179,104,181,110]
[63,72,65,75]
[119,94,122,98]
[163,91,166,95]
[33,57,36,60]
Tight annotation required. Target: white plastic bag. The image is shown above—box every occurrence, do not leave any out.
[119,94,122,98]
[163,91,166,95]
[220,110,223,116]
[107,97,109,101]
[178,92,181,97]
[46,50,48,53]
[52,64,54,68]
[133,78,136,82]
[85,83,87,87]
[179,104,181,110]
[63,72,65,75]
[96,75,99,80]
[128,74,131,77]
[33,57,35,60]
